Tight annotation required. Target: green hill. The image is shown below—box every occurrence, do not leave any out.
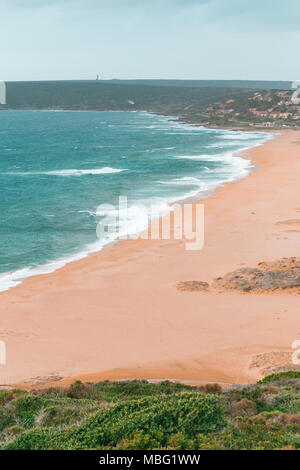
[2,81,298,130]
[4,81,253,110]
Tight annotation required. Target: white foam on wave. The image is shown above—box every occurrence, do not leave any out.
[0,248,101,293]
[6,167,127,177]
[206,141,249,149]
[142,146,176,153]
[222,133,262,140]
[171,146,258,193]
[218,131,273,141]
[0,257,81,292]
[175,150,253,167]
[0,120,274,293]
[45,167,127,176]
[175,153,221,161]
[96,204,151,241]
[159,176,202,186]
[158,150,253,202]
[158,176,214,202]
[0,200,171,293]
[159,131,276,208]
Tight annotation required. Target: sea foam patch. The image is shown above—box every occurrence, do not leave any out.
[5,167,127,177]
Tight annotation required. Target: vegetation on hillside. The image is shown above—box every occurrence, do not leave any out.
[4,81,252,113]
[0,372,300,450]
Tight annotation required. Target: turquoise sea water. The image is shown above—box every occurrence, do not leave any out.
[0,110,271,291]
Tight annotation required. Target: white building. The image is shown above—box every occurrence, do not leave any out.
[0,81,6,105]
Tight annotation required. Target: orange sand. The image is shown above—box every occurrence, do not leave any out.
[1,130,300,388]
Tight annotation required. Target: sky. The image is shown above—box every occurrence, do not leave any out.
[0,0,299,81]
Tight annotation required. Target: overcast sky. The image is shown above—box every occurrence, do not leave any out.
[0,0,299,81]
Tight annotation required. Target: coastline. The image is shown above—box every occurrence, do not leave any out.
[0,114,270,293]
[1,129,300,389]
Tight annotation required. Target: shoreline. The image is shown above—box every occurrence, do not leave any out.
[1,129,300,389]
[0,115,271,294]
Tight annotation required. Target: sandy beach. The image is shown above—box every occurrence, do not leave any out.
[1,130,300,388]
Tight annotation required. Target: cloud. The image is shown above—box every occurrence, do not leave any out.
[213,0,300,30]
[3,0,209,6]
[3,0,299,30]
[1,0,299,81]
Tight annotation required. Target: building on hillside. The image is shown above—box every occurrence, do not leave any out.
[0,81,6,105]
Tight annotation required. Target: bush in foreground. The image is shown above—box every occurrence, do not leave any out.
[0,373,299,450]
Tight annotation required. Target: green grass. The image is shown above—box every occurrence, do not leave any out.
[0,373,299,450]
[259,371,300,384]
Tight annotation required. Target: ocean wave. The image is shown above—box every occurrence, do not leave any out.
[45,168,127,176]
[0,111,273,293]
[5,167,127,177]
[205,141,247,149]
[175,149,253,164]
[158,176,202,186]
[0,199,173,293]
[142,146,176,153]
[0,250,98,292]
[175,150,253,181]
[175,153,216,161]
[219,131,269,140]
[174,152,238,162]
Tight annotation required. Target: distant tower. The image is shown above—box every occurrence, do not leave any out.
[0,81,6,105]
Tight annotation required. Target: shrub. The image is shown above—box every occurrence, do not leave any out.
[197,384,222,394]
[1,425,25,438]
[87,380,195,402]
[66,381,90,399]
[259,372,300,384]
[226,385,269,413]
[231,399,257,416]
[273,391,300,414]
[4,393,226,450]
[36,404,99,428]
[0,389,26,406]
[115,431,161,450]
[167,432,195,450]
[0,391,12,406]
[197,423,292,450]
[1,375,300,450]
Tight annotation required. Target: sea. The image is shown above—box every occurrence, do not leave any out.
[0,110,273,291]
